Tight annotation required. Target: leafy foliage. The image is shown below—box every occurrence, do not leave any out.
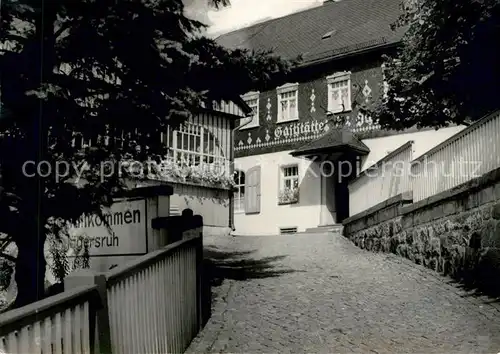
[46,217,90,283]
[0,0,294,306]
[278,187,299,205]
[375,0,500,130]
[0,258,14,291]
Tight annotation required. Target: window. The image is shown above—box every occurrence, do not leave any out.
[234,170,245,213]
[278,165,299,205]
[170,122,226,174]
[327,71,351,114]
[277,83,299,123]
[240,92,259,129]
[71,132,92,149]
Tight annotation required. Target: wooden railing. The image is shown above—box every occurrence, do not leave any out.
[348,141,414,216]
[0,285,100,353]
[105,232,202,354]
[0,215,204,354]
[411,110,500,202]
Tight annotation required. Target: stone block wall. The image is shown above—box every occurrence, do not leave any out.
[343,167,500,296]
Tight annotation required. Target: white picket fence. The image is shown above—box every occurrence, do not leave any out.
[411,110,500,202]
[0,226,203,354]
[348,110,500,215]
[106,235,200,353]
[0,286,96,354]
[348,141,414,215]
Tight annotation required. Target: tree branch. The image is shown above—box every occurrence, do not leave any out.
[0,253,16,263]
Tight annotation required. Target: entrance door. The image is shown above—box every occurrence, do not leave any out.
[334,177,349,223]
[319,167,336,226]
[334,155,356,223]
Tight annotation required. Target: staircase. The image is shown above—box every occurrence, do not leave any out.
[170,205,181,216]
[304,224,343,234]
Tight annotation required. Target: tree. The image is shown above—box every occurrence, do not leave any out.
[375,0,500,130]
[0,0,295,308]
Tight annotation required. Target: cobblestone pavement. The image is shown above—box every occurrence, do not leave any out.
[186,233,500,354]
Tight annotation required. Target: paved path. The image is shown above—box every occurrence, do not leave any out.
[187,233,500,353]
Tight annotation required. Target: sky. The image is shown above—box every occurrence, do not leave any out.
[184,0,323,38]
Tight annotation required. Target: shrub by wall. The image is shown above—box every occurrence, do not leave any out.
[343,167,500,296]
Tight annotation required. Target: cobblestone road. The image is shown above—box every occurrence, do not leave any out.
[186,233,500,353]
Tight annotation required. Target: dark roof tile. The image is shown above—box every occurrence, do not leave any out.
[216,0,405,64]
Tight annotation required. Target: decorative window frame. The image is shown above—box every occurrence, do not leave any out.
[234,169,246,213]
[326,71,352,114]
[240,92,260,129]
[278,163,300,205]
[276,83,299,123]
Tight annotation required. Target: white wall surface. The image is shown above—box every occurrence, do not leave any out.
[233,127,467,235]
[169,183,230,228]
[233,151,322,236]
[360,126,467,171]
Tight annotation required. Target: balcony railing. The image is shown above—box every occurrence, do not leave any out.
[67,117,234,190]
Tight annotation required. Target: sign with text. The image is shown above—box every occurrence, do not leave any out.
[68,199,147,256]
[273,119,329,140]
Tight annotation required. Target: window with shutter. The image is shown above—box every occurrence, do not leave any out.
[245,166,261,214]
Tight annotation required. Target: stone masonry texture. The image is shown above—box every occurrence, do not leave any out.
[344,175,500,297]
[186,233,500,354]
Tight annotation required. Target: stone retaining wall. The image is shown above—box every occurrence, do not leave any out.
[343,167,500,296]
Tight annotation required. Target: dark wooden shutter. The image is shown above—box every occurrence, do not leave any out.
[245,166,261,214]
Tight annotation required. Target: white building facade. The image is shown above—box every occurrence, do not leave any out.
[219,0,466,236]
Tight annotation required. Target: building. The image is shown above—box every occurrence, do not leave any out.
[131,99,252,238]
[217,0,466,236]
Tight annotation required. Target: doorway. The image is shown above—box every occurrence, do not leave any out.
[333,154,358,223]
[334,177,349,223]
[319,162,336,226]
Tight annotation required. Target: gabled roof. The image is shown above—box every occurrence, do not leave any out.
[216,0,406,65]
[290,128,370,157]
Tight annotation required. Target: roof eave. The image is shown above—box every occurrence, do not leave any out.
[290,143,370,158]
[295,41,402,70]
[233,96,253,116]
[195,107,246,120]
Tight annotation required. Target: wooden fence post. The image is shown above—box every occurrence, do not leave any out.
[65,270,112,354]
[196,224,204,330]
